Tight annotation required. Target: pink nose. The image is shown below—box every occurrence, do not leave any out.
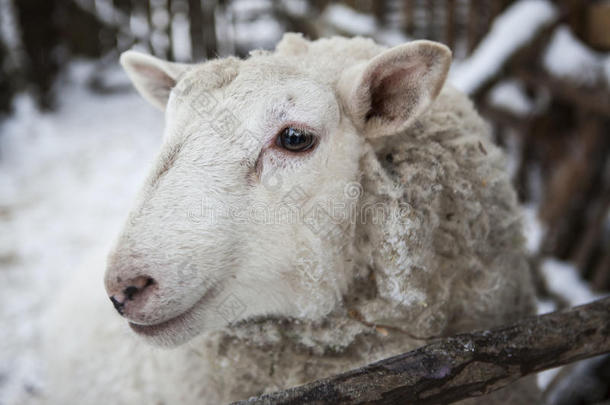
[108,276,156,317]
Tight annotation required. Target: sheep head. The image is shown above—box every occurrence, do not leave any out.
[104,34,451,346]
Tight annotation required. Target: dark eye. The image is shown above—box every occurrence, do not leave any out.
[276,127,316,152]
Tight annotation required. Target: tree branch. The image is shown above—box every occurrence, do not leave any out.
[232,297,610,405]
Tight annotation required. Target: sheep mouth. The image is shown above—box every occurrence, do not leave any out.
[128,288,215,341]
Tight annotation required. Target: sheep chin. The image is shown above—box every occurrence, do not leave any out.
[128,287,218,347]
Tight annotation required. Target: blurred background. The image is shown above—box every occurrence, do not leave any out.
[0,0,609,404]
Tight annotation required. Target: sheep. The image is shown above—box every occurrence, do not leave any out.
[35,33,540,404]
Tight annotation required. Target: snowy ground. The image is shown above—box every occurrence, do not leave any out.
[0,55,603,402]
[0,62,163,403]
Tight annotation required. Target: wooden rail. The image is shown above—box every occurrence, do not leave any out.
[232,297,610,405]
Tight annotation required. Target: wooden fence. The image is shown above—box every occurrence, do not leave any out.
[1,0,513,109]
[52,0,517,62]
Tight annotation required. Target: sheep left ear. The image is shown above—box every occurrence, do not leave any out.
[120,51,190,111]
[339,40,451,138]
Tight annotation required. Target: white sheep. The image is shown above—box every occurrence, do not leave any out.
[34,34,540,404]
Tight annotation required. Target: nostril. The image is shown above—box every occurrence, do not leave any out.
[123,286,139,301]
[109,276,156,316]
[123,277,155,300]
[110,296,125,315]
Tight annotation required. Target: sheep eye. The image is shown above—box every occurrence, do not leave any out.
[276,127,316,152]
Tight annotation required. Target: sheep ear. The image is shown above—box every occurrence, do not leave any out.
[120,51,190,111]
[340,40,451,138]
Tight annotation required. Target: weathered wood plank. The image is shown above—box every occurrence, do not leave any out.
[232,297,610,405]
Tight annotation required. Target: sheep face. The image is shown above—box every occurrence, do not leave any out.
[105,35,451,346]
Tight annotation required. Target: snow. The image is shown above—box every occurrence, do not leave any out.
[152,7,170,29]
[215,7,237,57]
[130,12,150,39]
[540,258,603,308]
[536,298,556,315]
[375,29,412,47]
[537,368,562,391]
[522,204,545,254]
[229,0,284,52]
[94,0,116,24]
[543,25,607,87]
[151,30,170,56]
[0,62,163,403]
[323,4,376,37]
[230,0,271,15]
[535,257,605,390]
[450,0,557,94]
[0,0,19,49]
[171,13,192,62]
[321,3,411,48]
[282,0,309,17]
[487,79,534,116]
[232,15,283,50]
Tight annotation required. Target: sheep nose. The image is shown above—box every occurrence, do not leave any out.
[108,276,155,316]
